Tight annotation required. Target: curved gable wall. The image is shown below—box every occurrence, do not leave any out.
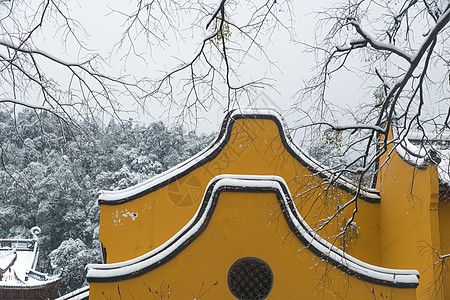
[88,176,417,299]
[98,110,381,265]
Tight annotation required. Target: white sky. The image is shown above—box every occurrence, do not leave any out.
[61,0,365,134]
[2,0,447,137]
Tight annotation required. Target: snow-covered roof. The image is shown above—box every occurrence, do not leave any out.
[98,108,380,204]
[0,227,60,289]
[87,175,419,288]
[0,249,16,273]
[396,132,450,187]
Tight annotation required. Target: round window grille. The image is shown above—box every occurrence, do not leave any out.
[227,257,273,300]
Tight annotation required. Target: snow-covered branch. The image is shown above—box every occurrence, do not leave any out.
[347,18,413,62]
[0,98,53,111]
[294,1,450,263]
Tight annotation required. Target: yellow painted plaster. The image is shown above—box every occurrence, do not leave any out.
[91,192,415,299]
[99,117,381,268]
[438,192,450,300]
[376,139,445,299]
[93,115,450,299]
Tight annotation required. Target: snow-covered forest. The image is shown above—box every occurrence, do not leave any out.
[0,108,214,294]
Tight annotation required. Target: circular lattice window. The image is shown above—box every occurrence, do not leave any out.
[227,257,273,300]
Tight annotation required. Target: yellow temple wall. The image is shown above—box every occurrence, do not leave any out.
[90,191,416,299]
[438,196,450,299]
[376,141,446,299]
[98,117,381,266]
[89,112,450,299]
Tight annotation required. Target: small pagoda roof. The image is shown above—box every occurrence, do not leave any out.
[0,227,60,298]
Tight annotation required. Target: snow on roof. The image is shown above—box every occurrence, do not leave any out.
[439,149,450,186]
[0,249,16,273]
[0,227,61,288]
[87,174,419,288]
[397,132,450,186]
[98,108,380,204]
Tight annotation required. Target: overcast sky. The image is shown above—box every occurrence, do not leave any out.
[2,1,446,136]
[60,0,366,133]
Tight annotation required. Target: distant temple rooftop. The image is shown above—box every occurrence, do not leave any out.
[403,132,450,188]
[0,227,60,300]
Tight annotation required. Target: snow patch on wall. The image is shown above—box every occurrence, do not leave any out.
[122,211,138,221]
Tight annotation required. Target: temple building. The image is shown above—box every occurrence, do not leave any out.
[62,109,448,299]
[0,227,61,300]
